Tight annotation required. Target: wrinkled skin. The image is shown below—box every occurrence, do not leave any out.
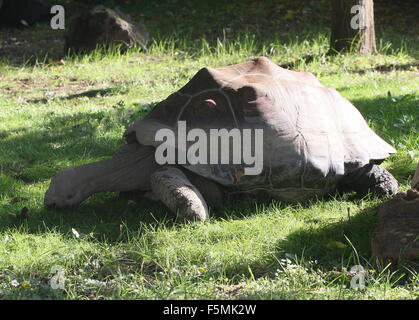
[45,57,399,220]
[45,167,89,208]
[45,144,158,208]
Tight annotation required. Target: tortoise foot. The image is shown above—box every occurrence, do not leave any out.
[150,166,209,222]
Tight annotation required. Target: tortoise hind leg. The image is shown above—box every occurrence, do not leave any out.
[339,163,398,197]
[150,166,209,222]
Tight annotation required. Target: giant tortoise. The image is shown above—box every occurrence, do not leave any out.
[44,57,398,221]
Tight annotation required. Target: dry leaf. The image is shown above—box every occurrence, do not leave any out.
[327,241,347,249]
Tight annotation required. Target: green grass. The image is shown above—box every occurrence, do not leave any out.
[0,1,418,300]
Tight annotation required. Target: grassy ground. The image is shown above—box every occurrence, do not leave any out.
[0,0,418,299]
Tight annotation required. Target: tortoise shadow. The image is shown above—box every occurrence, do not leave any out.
[0,195,176,243]
[215,203,417,290]
[275,206,377,265]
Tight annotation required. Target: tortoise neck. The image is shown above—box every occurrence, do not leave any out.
[77,151,157,195]
[81,159,130,194]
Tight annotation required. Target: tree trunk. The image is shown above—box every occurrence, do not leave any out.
[330,0,377,54]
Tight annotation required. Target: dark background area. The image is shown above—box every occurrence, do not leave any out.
[0,0,418,64]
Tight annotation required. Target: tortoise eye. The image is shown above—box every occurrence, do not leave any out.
[202,99,216,108]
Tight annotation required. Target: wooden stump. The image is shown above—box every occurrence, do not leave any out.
[371,189,419,262]
[330,0,377,54]
[411,163,419,190]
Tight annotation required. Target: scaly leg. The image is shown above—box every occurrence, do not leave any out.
[150,166,209,222]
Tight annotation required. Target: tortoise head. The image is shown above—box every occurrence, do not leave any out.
[44,167,89,209]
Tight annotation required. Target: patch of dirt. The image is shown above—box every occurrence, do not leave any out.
[0,23,66,64]
[216,283,246,298]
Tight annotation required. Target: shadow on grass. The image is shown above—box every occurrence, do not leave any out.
[348,95,418,182]
[0,103,151,182]
[354,62,419,74]
[0,195,174,242]
[277,206,376,265]
[0,114,120,182]
[212,202,416,298]
[0,23,66,66]
[28,87,130,104]
[206,199,379,278]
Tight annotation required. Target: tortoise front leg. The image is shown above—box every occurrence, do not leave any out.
[339,163,398,197]
[150,166,209,222]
